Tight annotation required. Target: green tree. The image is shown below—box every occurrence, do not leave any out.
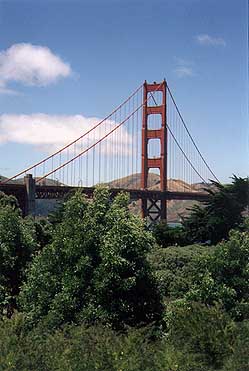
[33,218,52,250]
[186,230,249,320]
[183,176,249,244]
[85,192,163,328]
[0,191,19,210]
[0,203,37,317]
[152,222,188,248]
[19,188,162,329]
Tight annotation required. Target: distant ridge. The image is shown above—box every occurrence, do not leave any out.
[108,172,208,192]
[0,175,63,186]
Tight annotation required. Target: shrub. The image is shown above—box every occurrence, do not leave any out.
[149,244,212,299]
[0,315,163,371]
[221,320,249,371]
[187,230,249,320]
[164,300,236,369]
[1,310,247,371]
[153,222,188,248]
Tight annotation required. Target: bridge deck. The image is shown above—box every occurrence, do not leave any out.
[35,185,210,202]
[0,183,209,217]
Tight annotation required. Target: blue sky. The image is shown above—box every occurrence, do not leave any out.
[0,0,248,183]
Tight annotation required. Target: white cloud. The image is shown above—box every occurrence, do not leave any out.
[0,43,71,93]
[195,34,226,47]
[0,113,132,156]
[174,66,194,78]
[174,58,195,78]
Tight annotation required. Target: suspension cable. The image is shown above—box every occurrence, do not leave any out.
[167,85,219,182]
[151,87,209,184]
[1,83,143,184]
[36,82,164,184]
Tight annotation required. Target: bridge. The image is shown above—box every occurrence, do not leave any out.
[0,80,218,223]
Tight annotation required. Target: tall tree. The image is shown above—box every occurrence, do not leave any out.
[0,194,37,317]
[19,188,162,329]
[183,176,249,244]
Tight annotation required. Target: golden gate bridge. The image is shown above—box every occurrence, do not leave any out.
[0,80,219,222]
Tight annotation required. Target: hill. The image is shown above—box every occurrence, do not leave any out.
[0,175,63,186]
[108,172,207,192]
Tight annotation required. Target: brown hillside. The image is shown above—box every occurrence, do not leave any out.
[109,173,207,193]
[0,176,63,186]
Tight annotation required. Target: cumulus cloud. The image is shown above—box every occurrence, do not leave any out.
[0,43,71,93]
[174,58,195,78]
[0,113,132,156]
[195,34,226,47]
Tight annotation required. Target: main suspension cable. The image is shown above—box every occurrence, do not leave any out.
[36,82,164,184]
[1,83,143,184]
[167,85,219,182]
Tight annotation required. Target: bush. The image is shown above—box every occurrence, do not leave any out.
[149,244,212,299]
[186,230,249,319]
[1,310,248,371]
[153,222,188,248]
[0,191,19,210]
[0,315,164,371]
[164,300,236,370]
[33,218,52,250]
[222,320,249,371]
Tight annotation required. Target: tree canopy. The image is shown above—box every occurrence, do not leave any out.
[0,194,37,317]
[186,230,249,320]
[0,178,249,369]
[183,176,249,244]
[19,187,163,329]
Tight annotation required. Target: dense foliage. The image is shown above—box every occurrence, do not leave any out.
[0,311,249,371]
[186,230,249,320]
[0,191,19,210]
[149,243,212,299]
[0,193,37,317]
[153,222,188,247]
[183,176,249,244]
[150,230,249,321]
[19,187,162,329]
[0,176,249,370]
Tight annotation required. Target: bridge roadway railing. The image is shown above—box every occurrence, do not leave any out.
[35,184,209,201]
